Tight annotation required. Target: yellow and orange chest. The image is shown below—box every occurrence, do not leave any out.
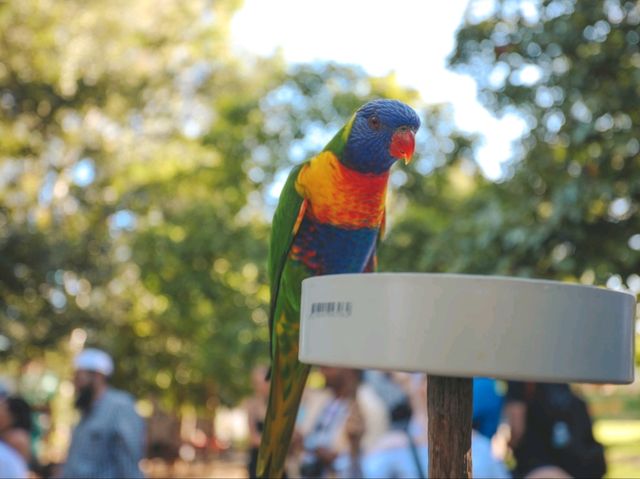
[294,151,388,229]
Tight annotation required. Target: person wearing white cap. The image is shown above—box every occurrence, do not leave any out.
[62,348,145,478]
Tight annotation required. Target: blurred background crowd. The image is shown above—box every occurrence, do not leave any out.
[0,350,636,478]
[2,0,640,476]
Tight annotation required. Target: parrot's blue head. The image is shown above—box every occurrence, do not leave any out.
[342,99,420,174]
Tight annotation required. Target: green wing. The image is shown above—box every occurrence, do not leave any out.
[364,209,385,272]
[267,164,307,358]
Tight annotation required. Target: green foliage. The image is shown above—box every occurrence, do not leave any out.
[3,0,637,410]
[385,0,640,295]
[0,0,425,408]
[0,0,278,407]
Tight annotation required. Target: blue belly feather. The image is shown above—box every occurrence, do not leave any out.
[290,215,378,275]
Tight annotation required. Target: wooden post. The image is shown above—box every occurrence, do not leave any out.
[427,375,473,478]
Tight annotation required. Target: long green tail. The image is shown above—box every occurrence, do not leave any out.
[256,341,310,478]
[258,251,310,478]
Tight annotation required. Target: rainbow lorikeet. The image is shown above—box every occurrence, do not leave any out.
[257,99,420,478]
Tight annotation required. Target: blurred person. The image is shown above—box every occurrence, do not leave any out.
[146,397,180,468]
[0,396,33,461]
[294,367,387,478]
[504,381,605,478]
[472,377,504,439]
[360,395,427,479]
[0,395,33,478]
[0,440,28,479]
[245,365,269,479]
[0,380,9,399]
[61,348,146,479]
[360,373,509,479]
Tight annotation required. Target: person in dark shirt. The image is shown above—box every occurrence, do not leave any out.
[245,365,269,479]
[0,395,32,478]
[504,381,605,478]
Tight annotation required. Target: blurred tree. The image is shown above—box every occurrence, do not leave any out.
[0,0,269,407]
[112,62,426,406]
[384,0,640,299]
[0,0,433,408]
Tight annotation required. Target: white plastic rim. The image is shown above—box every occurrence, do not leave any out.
[299,273,637,384]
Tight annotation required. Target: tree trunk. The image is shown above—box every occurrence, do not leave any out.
[427,375,473,478]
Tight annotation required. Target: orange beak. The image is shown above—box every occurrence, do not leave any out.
[389,127,416,164]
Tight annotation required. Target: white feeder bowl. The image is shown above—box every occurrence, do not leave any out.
[299,273,636,384]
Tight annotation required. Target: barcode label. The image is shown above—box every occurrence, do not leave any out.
[310,301,352,317]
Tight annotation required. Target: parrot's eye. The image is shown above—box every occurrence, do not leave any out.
[368,115,381,131]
